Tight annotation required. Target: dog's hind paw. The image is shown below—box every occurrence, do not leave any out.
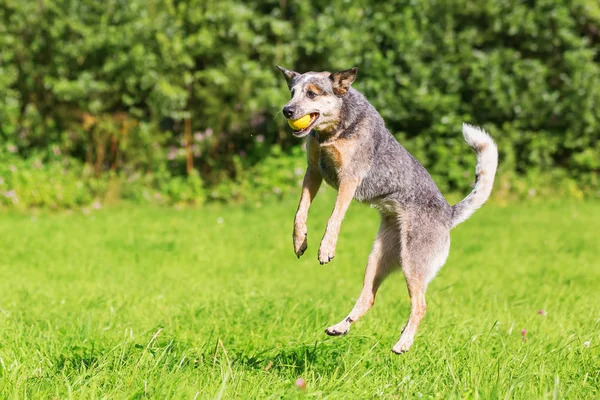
[325,321,350,336]
[391,339,413,354]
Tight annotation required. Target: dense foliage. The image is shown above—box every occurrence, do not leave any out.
[0,0,599,208]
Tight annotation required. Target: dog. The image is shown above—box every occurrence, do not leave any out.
[277,66,498,353]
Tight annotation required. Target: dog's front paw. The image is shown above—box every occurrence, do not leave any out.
[293,226,308,258]
[318,240,336,265]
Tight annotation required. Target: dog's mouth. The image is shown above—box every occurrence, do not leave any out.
[289,113,320,138]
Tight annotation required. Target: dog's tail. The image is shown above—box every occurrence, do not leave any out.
[451,123,498,229]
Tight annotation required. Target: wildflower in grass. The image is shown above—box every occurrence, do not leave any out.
[9,165,17,172]
[538,309,545,315]
[52,145,61,156]
[92,200,102,210]
[295,378,306,390]
[521,329,527,342]
[205,128,213,137]
[217,217,224,224]
[7,144,17,153]
[194,132,205,142]
[256,135,265,143]
[583,340,591,348]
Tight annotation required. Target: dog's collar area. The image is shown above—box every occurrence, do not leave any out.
[310,130,333,145]
[310,117,360,144]
[310,129,341,145]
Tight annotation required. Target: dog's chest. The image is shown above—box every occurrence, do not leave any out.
[316,139,366,193]
[318,151,341,189]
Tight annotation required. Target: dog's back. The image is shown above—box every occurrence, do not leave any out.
[319,88,453,222]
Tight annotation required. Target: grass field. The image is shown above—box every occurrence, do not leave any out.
[0,191,599,398]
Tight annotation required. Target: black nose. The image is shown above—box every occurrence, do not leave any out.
[283,105,295,118]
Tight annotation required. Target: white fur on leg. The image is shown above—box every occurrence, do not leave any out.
[325,318,351,336]
[392,335,414,354]
[325,216,399,337]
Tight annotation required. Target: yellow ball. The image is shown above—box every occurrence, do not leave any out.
[288,114,311,130]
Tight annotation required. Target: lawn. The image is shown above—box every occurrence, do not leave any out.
[0,191,598,398]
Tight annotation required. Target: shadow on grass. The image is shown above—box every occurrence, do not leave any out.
[232,341,347,375]
[54,345,101,372]
[48,331,351,380]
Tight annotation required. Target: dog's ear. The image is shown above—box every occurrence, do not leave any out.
[330,67,358,96]
[276,66,300,88]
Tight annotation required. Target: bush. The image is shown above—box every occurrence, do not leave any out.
[0,152,98,210]
[0,0,598,209]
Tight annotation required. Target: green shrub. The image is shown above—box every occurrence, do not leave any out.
[0,152,98,210]
[0,0,598,209]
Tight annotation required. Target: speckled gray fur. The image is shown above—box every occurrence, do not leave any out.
[278,66,498,353]
[332,88,452,213]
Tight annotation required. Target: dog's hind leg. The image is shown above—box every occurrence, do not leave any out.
[325,214,399,336]
[392,217,450,354]
[391,270,428,354]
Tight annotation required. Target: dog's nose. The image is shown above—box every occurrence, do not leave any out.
[283,105,295,119]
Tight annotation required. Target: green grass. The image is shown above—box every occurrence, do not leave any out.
[0,191,599,399]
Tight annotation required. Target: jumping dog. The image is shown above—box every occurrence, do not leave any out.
[277,66,498,353]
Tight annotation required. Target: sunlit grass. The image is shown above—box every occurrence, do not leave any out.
[0,193,598,398]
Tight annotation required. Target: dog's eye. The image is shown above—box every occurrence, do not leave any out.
[307,90,317,99]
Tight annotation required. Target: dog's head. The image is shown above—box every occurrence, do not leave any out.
[277,66,358,138]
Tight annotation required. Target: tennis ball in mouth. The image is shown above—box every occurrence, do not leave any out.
[288,114,311,130]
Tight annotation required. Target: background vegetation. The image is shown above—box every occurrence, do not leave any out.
[1,0,599,209]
